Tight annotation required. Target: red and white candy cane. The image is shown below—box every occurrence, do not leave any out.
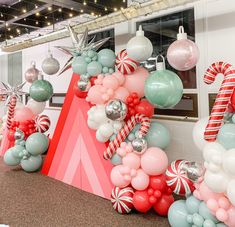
[103,114,150,160]
[204,62,235,141]
[6,95,17,130]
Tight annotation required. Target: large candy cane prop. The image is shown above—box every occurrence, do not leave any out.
[204,62,235,141]
[103,114,150,160]
[6,95,17,130]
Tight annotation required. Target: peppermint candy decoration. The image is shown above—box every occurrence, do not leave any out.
[35,115,50,133]
[115,49,139,75]
[111,186,134,214]
[166,160,195,196]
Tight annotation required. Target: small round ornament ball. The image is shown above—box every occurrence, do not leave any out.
[126,25,153,62]
[98,48,116,68]
[24,61,39,83]
[41,53,60,75]
[115,49,139,75]
[29,79,53,102]
[111,186,134,214]
[72,56,88,75]
[144,55,183,108]
[167,26,199,71]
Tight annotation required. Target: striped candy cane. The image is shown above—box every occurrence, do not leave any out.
[103,114,150,160]
[204,62,235,141]
[6,95,17,130]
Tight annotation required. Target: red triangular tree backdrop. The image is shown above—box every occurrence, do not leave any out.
[41,74,113,199]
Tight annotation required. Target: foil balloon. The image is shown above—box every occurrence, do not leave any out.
[41,52,60,75]
[144,55,183,108]
[167,26,199,71]
[105,99,127,121]
[182,161,204,183]
[14,129,25,141]
[24,61,39,83]
[55,26,110,75]
[77,78,91,92]
[132,137,147,154]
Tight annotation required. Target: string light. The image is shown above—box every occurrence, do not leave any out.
[24,18,26,21]
[91,12,94,16]
[69,13,73,17]
[45,16,48,19]
[16,29,20,33]
[1,13,3,17]
[58,8,62,12]
[10,35,13,39]
[94,0,97,2]
[114,7,118,12]
[83,1,87,6]
[48,6,52,11]
[104,7,107,11]
[80,9,84,13]
[70,7,74,10]
[35,5,38,9]
[22,9,27,13]
[14,16,18,19]
[123,0,126,2]
[36,21,39,25]
[36,12,40,16]
[47,22,51,26]
[7,27,11,31]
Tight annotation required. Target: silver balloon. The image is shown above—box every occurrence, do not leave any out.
[105,99,127,121]
[24,61,39,83]
[132,137,147,154]
[41,53,60,75]
[182,161,203,182]
[77,79,90,92]
[14,129,25,141]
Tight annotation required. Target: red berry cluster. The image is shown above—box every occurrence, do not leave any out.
[8,120,37,141]
[126,92,140,119]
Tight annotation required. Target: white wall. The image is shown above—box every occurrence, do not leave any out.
[17,0,235,163]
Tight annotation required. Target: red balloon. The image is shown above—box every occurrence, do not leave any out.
[7,129,15,141]
[73,83,88,98]
[135,99,154,118]
[153,194,174,216]
[149,175,168,193]
[133,190,152,213]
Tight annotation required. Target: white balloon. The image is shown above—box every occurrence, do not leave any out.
[192,117,209,150]
[96,130,109,142]
[223,149,235,176]
[87,119,99,130]
[15,101,24,110]
[98,123,114,138]
[26,99,46,115]
[227,180,235,206]
[203,142,225,163]
[204,170,229,193]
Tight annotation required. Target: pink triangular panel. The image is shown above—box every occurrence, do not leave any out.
[0,128,14,156]
[42,74,113,199]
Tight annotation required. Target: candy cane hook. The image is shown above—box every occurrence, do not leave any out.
[103,114,150,160]
[204,62,235,141]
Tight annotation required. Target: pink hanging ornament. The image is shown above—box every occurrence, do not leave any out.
[167,26,199,71]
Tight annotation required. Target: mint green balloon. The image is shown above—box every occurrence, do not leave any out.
[168,200,191,227]
[30,80,53,102]
[198,202,218,223]
[203,220,217,227]
[12,145,24,159]
[185,196,200,214]
[26,132,49,155]
[21,155,42,172]
[192,213,204,226]
[217,123,235,149]
[4,148,21,166]
[72,56,88,75]
[98,49,116,68]
[144,69,183,108]
[87,61,102,76]
[146,121,170,149]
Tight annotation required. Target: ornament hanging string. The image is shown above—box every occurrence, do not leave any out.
[103,114,150,160]
[204,62,235,141]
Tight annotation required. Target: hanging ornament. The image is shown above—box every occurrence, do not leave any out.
[41,51,60,75]
[167,26,199,71]
[24,61,39,83]
[126,25,153,62]
[29,73,53,102]
[115,49,139,75]
[144,55,183,109]
[55,25,110,75]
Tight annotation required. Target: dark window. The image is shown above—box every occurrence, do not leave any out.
[49,93,66,108]
[209,93,217,114]
[137,8,196,89]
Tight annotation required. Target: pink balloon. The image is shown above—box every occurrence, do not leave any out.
[123,67,149,98]
[103,76,119,90]
[114,86,129,102]
[122,153,141,170]
[227,206,235,226]
[141,147,168,175]
[14,107,34,122]
[112,71,125,85]
[86,85,105,105]
[110,165,131,188]
[131,169,149,190]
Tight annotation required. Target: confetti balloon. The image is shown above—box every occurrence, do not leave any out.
[24,61,39,83]
[35,114,50,133]
[115,49,139,74]
[166,160,195,196]
[41,53,60,75]
[111,186,134,214]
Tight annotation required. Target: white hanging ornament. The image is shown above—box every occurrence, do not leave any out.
[24,61,39,83]
[167,26,200,71]
[41,52,60,75]
[126,25,153,62]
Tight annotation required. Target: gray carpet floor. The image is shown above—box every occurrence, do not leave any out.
[0,158,170,227]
